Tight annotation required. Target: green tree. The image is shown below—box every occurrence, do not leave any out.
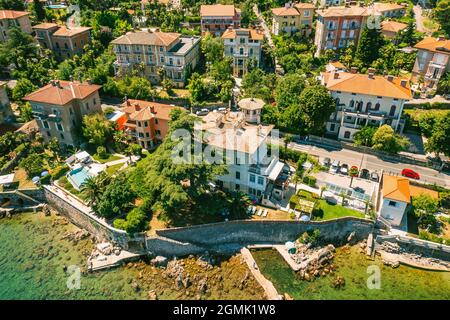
[0,0,25,11]
[226,191,251,220]
[201,33,224,69]
[355,24,384,67]
[425,113,450,157]
[353,126,377,146]
[18,102,34,122]
[12,78,37,101]
[32,0,46,22]
[274,73,306,109]
[437,72,450,95]
[433,0,450,36]
[372,125,409,154]
[82,113,112,146]
[187,72,207,105]
[20,153,44,177]
[412,194,439,229]
[113,206,148,234]
[94,173,136,218]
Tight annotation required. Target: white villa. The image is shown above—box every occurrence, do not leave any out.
[321,68,412,141]
[197,108,289,204]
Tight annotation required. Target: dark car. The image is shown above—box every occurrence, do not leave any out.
[321,157,331,167]
[360,169,370,179]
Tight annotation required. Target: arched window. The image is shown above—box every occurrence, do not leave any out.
[335,98,340,106]
[366,102,372,112]
[349,100,354,109]
[356,101,363,111]
[389,105,396,117]
[344,131,351,139]
[374,103,380,111]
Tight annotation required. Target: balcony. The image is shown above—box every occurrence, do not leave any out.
[114,60,131,67]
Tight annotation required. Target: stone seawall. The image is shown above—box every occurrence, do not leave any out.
[148,218,375,256]
[42,186,142,249]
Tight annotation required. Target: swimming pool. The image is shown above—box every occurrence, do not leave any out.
[46,5,67,9]
[67,167,93,191]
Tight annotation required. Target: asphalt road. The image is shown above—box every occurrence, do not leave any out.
[274,139,450,188]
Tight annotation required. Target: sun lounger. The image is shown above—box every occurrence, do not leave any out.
[251,206,257,215]
[257,208,263,216]
[262,209,268,217]
[247,206,252,214]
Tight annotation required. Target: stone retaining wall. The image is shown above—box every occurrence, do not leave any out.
[152,218,375,255]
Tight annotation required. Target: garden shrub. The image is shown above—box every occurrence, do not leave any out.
[96,146,108,159]
[51,164,69,180]
[303,175,317,187]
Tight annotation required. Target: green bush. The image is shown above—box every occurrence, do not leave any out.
[418,230,446,244]
[113,206,148,234]
[14,143,27,154]
[51,164,69,180]
[40,174,51,185]
[96,146,108,159]
[303,176,317,187]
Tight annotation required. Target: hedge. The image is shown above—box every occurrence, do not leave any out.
[51,164,69,180]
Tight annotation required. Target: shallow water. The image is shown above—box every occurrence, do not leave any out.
[252,246,450,300]
[0,212,264,300]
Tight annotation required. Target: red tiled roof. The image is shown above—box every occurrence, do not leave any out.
[23,81,101,105]
[121,99,181,121]
[0,10,30,19]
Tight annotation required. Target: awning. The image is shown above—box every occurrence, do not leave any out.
[0,173,15,185]
[75,151,91,161]
[268,161,284,181]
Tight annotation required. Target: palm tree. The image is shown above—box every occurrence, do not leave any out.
[283,133,293,157]
[227,191,252,220]
[81,176,101,206]
[320,185,327,198]
[292,174,302,192]
[339,192,347,206]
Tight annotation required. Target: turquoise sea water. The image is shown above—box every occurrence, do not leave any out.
[0,212,263,300]
[252,246,450,300]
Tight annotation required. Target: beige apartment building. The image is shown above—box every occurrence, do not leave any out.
[200,4,241,36]
[412,37,450,93]
[0,81,13,124]
[23,80,102,147]
[222,27,264,78]
[271,3,315,36]
[33,23,92,60]
[0,10,32,41]
[111,29,201,87]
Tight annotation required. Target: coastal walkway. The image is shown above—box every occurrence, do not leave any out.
[247,244,303,271]
[240,247,283,300]
[89,250,143,272]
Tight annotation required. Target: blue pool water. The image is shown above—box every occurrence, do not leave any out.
[67,167,92,190]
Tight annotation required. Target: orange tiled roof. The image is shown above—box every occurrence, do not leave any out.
[52,26,92,37]
[381,20,408,33]
[272,7,301,16]
[372,2,406,13]
[382,175,411,203]
[414,37,450,54]
[122,99,180,121]
[294,3,315,10]
[317,6,370,17]
[32,22,59,29]
[111,30,180,46]
[23,81,101,106]
[0,10,30,19]
[221,28,264,41]
[322,71,412,100]
[200,4,237,17]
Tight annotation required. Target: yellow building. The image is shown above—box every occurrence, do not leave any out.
[271,3,315,36]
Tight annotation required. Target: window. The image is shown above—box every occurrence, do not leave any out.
[85,102,90,110]
[144,121,148,127]
[235,184,240,191]
[60,133,64,140]
[138,121,141,127]
[42,120,49,129]
[160,56,164,63]
[388,201,396,207]
[239,47,244,55]
[235,171,241,180]
[240,38,245,44]
[230,47,234,54]
[155,119,159,124]
[250,174,256,183]
[46,131,51,137]
[257,176,264,185]
[146,132,150,137]
[349,100,354,108]
[57,123,63,131]
[249,48,253,55]
[93,98,96,105]
[374,103,380,111]
[389,105,396,117]
[344,131,351,139]
[156,130,161,135]
[330,123,335,131]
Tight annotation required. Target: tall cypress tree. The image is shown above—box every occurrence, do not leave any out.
[355,23,384,67]
[33,0,46,22]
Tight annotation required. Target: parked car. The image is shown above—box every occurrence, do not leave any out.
[340,164,349,175]
[196,109,209,116]
[370,171,379,182]
[360,168,370,179]
[217,107,227,113]
[401,168,420,179]
[321,157,331,167]
[329,160,340,173]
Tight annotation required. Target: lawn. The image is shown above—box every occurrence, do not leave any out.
[106,163,123,176]
[312,199,365,220]
[92,153,122,164]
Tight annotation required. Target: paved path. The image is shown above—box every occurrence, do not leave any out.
[274,138,450,187]
[240,247,282,300]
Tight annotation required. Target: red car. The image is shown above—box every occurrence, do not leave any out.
[401,168,420,179]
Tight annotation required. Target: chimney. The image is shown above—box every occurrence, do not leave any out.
[334,72,340,79]
[368,67,375,79]
[55,80,61,88]
[387,75,394,82]
[350,66,357,74]
[400,79,408,87]
[87,79,92,85]
[150,106,155,114]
